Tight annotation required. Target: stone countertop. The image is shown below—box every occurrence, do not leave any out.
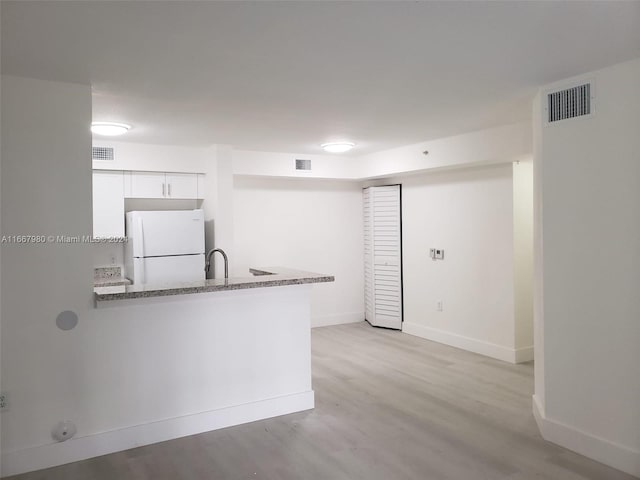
[94,267,334,302]
[93,266,132,288]
[93,277,132,287]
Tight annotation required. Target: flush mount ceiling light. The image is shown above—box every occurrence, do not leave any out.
[91,122,131,136]
[321,142,355,153]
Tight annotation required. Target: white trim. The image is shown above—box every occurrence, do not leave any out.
[312,311,363,328]
[401,322,529,364]
[514,345,534,363]
[533,395,640,478]
[1,390,314,478]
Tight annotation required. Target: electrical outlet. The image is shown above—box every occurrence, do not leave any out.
[0,392,8,411]
[437,301,443,312]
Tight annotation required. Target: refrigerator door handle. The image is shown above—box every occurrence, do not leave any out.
[136,217,146,283]
[135,216,145,258]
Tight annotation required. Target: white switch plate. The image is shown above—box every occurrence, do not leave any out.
[430,248,444,260]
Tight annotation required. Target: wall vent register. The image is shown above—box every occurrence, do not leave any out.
[547,83,592,123]
[295,159,312,171]
[92,146,114,161]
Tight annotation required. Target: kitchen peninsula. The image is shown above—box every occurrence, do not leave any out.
[84,267,334,466]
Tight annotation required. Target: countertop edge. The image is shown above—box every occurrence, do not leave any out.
[94,267,334,302]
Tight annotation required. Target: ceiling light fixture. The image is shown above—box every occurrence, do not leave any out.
[91,122,131,136]
[321,142,355,153]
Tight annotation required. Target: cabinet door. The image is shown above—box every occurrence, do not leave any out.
[129,172,166,198]
[197,173,206,199]
[93,171,125,238]
[165,173,198,199]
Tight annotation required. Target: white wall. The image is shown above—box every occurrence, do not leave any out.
[233,149,360,179]
[532,91,545,410]
[233,177,364,327]
[92,139,209,173]
[0,70,4,474]
[513,160,534,359]
[533,58,640,477]
[1,75,94,470]
[233,123,532,181]
[208,145,234,279]
[398,164,521,363]
[232,125,534,339]
[357,122,532,179]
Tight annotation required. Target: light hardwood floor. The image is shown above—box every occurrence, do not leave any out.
[7,322,635,480]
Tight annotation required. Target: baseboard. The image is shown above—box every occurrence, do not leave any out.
[401,322,529,364]
[515,345,534,363]
[533,395,640,478]
[1,390,314,478]
[312,311,363,328]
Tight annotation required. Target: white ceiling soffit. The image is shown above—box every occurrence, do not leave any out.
[2,1,639,155]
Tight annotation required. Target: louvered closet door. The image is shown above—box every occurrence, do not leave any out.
[363,188,375,322]
[363,185,402,329]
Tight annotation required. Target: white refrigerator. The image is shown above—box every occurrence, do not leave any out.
[124,209,205,285]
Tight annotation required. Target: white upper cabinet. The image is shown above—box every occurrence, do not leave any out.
[93,170,125,238]
[165,173,198,199]
[124,171,202,199]
[197,174,205,199]
[93,169,204,239]
[126,171,166,198]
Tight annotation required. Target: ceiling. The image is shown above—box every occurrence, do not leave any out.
[2,1,640,155]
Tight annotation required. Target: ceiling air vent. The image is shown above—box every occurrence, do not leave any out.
[92,146,114,161]
[295,159,311,171]
[547,83,592,123]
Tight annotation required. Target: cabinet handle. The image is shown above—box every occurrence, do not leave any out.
[162,183,165,197]
[168,183,171,197]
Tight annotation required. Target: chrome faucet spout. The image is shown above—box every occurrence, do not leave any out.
[205,248,229,279]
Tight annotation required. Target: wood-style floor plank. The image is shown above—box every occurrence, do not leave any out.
[6,322,634,480]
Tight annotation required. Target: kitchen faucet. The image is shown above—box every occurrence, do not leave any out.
[205,248,229,279]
